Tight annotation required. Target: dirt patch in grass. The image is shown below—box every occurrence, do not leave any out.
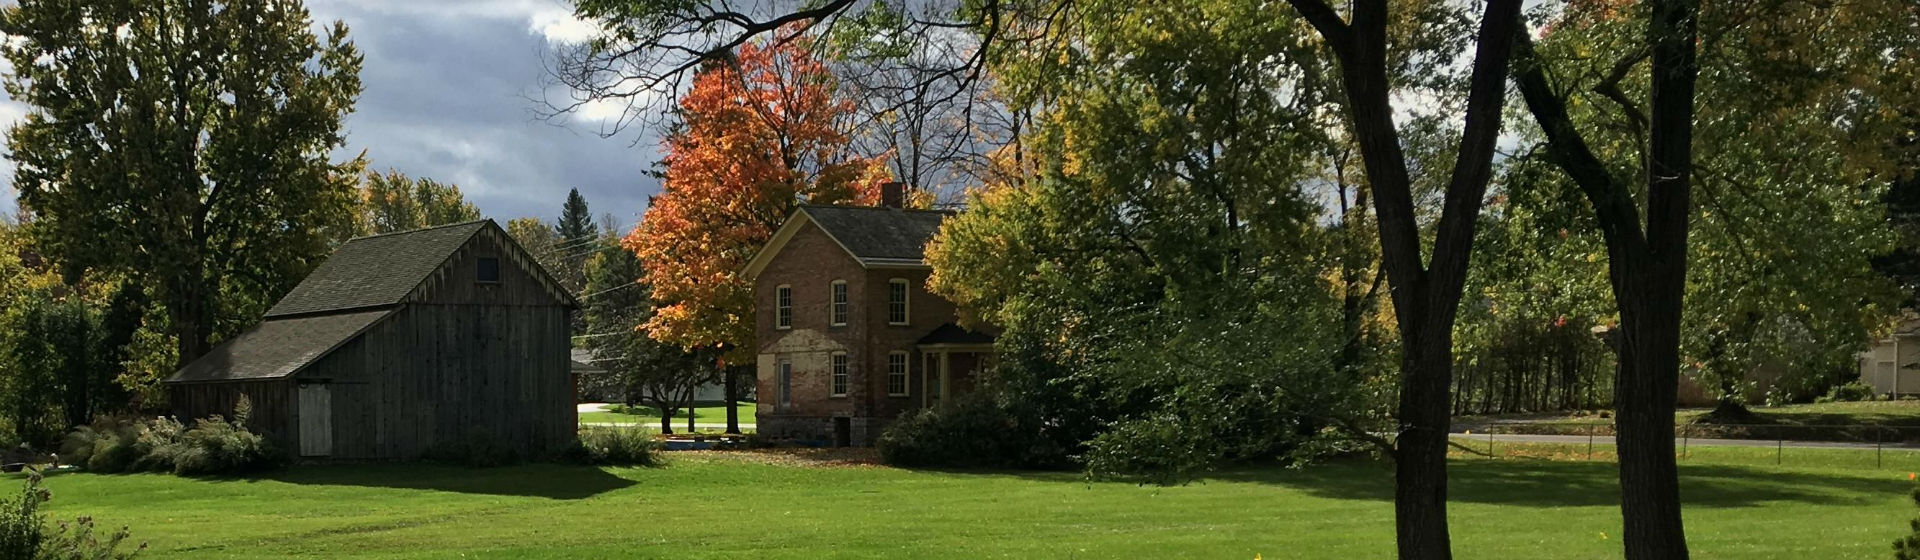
[678,448,885,468]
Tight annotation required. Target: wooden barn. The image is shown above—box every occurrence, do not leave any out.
[163,219,580,460]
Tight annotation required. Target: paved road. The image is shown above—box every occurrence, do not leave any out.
[1453,431,1920,451]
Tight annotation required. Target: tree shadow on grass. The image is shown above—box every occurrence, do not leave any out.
[1203,459,1908,509]
[256,463,639,499]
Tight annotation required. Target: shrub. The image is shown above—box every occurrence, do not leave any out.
[57,411,279,476]
[1819,381,1877,404]
[1082,415,1218,485]
[0,473,142,560]
[563,428,658,466]
[1898,486,1920,559]
[875,393,1067,469]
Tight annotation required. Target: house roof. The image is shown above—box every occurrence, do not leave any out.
[166,309,394,383]
[265,220,491,318]
[742,205,952,279]
[917,323,996,346]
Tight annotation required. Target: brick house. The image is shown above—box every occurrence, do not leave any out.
[741,186,994,445]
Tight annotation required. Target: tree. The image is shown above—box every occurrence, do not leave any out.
[555,188,596,291]
[582,234,718,434]
[2,0,365,367]
[357,169,482,236]
[1509,1,1917,555]
[625,28,889,357]
[1278,1,1524,556]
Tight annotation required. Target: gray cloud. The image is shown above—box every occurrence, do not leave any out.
[0,0,661,232]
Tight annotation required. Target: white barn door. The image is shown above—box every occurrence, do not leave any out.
[298,384,332,457]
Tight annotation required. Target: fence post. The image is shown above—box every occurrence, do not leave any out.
[1776,436,1783,465]
[1878,426,1885,469]
[1587,424,1595,461]
[1681,424,1689,460]
[1488,431,1496,458]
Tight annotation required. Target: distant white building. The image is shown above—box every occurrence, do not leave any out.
[1860,318,1920,396]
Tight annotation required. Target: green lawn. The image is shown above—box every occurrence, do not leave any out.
[578,403,756,426]
[20,444,1920,558]
[1679,400,1920,428]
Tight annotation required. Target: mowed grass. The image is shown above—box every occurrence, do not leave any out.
[578,403,756,426]
[20,444,1920,559]
[1679,400,1920,428]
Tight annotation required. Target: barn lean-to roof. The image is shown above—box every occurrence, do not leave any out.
[742,205,953,279]
[167,219,577,384]
[166,309,394,383]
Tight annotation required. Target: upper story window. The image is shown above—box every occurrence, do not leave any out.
[888,278,909,325]
[476,257,501,283]
[830,280,848,326]
[775,285,792,329]
[830,352,849,397]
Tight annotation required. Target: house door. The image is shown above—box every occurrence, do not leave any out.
[298,384,332,457]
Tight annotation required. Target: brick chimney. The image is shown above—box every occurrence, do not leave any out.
[880,181,906,209]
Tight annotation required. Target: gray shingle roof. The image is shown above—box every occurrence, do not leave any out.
[166,309,394,383]
[917,323,996,345]
[264,220,489,318]
[800,205,950,262]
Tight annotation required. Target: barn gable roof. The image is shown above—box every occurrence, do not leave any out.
[265,221,492,318]
[265,219,578,318]
[166,309,393,383]
[742,205,952,279]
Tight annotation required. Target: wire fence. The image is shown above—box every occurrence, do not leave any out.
[1456,421,1920,470]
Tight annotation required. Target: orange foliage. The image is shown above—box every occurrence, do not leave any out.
[625,26,891,359]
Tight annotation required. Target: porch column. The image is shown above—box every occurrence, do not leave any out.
[938,350,951,409]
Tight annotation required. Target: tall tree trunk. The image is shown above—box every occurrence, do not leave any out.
[1511,0,1698,555]
[724,364,742,434]
[169,268,213,371]
[1283,1,1522,557]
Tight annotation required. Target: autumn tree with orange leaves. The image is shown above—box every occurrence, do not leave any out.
[623,26,890,430]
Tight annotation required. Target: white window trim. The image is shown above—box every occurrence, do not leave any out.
[888,278,910,326]
[775,284,793,330]
[830,352,849,397]
[887,351,909,397]
[829,280,848,326]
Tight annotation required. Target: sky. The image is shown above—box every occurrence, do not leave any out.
[0,0,663,232]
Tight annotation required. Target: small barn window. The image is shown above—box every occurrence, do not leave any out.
[476,257,501,283]
[887,352,908,396]
[830,352,849,397]
[829,280,848,326]
[775,285,793,329]
[887,279,909,325]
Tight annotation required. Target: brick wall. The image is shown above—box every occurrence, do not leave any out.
[752,216,984,445]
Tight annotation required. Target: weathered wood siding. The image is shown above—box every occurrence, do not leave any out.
[295,304,573,459]
[167,380,298,455]
[171,223,575,461]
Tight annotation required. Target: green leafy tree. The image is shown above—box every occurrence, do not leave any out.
[1507,0,1917,554]
[356,169,482,235]
[927,0,1394,478]
[1,0,365,366]
[581,234,718,434]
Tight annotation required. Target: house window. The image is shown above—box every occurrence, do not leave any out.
[778,358,793,409]
[830,280,848,326]
[775,285,792,329]
[476,257,501,283]
[830,352,849,397]
[887,352,908,396]
[888,279,909,325]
